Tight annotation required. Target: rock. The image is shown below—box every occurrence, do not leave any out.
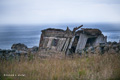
[78,50,82,55]
[0,49,16,60]
[87,47,94,54]
[112,41,117,45]
[30,46,39,53]
[15,50,27,54]
[118,44,120,50]
[32,46,38,51]
[95,46,101,54]
[108,48,116,54]
[11,43,28,51]
[107,42,112,45]
[14,50,27,57]
[115,48,119,53]
[99,43,105,47]
[112,45,117,49]
[104,46,109,52]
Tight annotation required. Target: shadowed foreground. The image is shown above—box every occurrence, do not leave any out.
[0,52,120,80]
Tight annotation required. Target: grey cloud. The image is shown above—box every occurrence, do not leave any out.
[0,0,120,24]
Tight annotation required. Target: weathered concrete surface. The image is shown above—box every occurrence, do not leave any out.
[75,33,88,53]
[94,34,107,46]
[39,25,107,55]
[56,38,66,51]
[62,38,70,52]
[66,36,75,54]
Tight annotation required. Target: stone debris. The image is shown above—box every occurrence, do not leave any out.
[0,44,39,60]
[11,43,28,51]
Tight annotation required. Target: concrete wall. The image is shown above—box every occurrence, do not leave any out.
[56,38,66,51]
[62,38,70,52]
[39,28,107,54]
[75,33,88,53]
[41,33,107,54]
[94,34,107,46]
[42,37,49,48]
[66,36,75,54]
[43,30,65,37]
[42,37,67,51]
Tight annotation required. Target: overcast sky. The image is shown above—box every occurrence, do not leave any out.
[0,0,120,25]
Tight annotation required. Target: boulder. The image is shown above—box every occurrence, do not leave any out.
[87,47,94,53]
[112,41,117,45]
[31,46,39,52]
[112,45,117,49]
[108,48,116,54]
[104,46,109,52]
[107,42,112,45]
[11,43,28,51]
[118,44,120,50]
[115,48,119,53]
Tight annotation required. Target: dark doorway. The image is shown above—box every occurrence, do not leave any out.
[85,37,96,47]
[52,39,59,46]
[71,36,79,53]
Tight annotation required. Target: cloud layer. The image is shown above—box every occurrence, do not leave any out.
[0,0,120,24]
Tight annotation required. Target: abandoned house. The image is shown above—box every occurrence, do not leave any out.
[39,25,107,54]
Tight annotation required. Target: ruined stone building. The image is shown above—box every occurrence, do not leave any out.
[39,25,107,54]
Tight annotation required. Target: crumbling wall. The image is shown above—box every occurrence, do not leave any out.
[56,38,66,51]
[62,38,71,52]
[94,34,107,46]
[75,34,88,53]
[39,26,107,55]
[66,36,75,54]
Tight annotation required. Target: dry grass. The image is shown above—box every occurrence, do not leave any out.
[0,52,120,80]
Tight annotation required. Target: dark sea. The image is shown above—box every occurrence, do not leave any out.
[0,23,120,49]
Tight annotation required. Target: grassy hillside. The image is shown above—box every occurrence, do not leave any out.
[0,52,120,80]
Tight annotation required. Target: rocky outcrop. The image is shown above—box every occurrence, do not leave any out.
[31,46,39,52]
[11,43,28,51]
[77,42,120,54]
[0,43,39,60]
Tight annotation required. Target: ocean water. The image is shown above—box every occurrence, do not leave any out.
[0,23,120,49]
